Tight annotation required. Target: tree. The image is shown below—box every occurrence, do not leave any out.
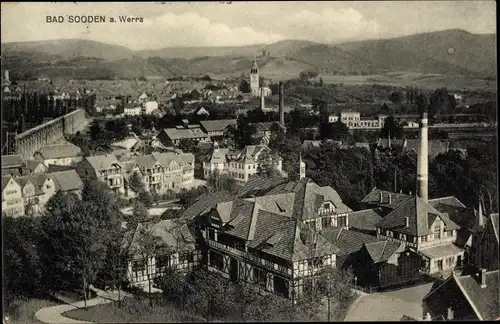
[379,115,404,139]
[239,79,251,93]
[128,172,145,194]
[206,170,238,194]
[178,138,197,153]
[389,91,404,104]
[256,149,282,178]
[90,121,103,142]
[39,193,109,309]
[138,189,154,208]
[416,93,429,116]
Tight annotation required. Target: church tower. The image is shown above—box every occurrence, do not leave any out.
[250,57,259,96]
[299,153,306,180]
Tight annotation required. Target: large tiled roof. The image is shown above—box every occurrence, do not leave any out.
[127,219,196,258]
[403,139,450,159]
[209,149,230,164]
[376,196,460,236]
[37,143,82,160]
[428,196,466,208]
[25,160,46,172]
[199,119,237,133]
[14,174,50,195]
[181,191,233,220]
[364,240,402,263]
[348,208,384,232]
[85,154,121,172]
[236,175,288,198]
[361,188,413,209]
[162,127,208,141]
[265,178,351,220]
[1,154,25,168]
[320,227,380,257]
[134,154,158,170]
[152,152,194,169]
[455,270,499,320]
[252,121,285,132]
[49,170,84,192]
[1,176,14,192]
[222,202,337,261]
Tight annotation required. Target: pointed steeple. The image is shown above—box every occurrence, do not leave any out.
[299,152,306,180]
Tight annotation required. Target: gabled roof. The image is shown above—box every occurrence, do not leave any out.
[134,154,158,170]
[320,227,381,257]
[162,127,208,141]
[425,270,499,321]
[255,178,352,221]
[14,173,51,195]
[152,152,194,169]
[348,208,384,232]
[199,119,237,133]
[85,154,121,172]
[126,219,196,258]
[376,138,406,150]
[25,159,46,172]
[428,196,466,208]
[181,191,233,220]
[363,240,402,263]
[376,196,460,236]
[236,175,288,198]
[1,154,25,168]
[252,121,286,132]
[36,143,82,160]
[1,175,16,192]
[209,148,230,164]
[49,170,84,192]
[404,139,450,159]
[361,188,413,209]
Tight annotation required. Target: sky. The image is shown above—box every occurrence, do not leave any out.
[1,1,496,50]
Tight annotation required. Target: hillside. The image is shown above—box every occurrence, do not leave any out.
[1,29,495,80]
[1,39,135,61]
[335,29,496,77]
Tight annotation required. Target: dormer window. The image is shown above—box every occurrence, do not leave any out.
[387,230,393,237]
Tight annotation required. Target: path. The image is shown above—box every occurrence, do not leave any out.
[35,297,112,324]
[35,287,130,324]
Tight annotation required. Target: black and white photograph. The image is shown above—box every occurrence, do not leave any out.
[1,1,498,322]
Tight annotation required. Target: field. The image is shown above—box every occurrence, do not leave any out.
[62,297,205,323]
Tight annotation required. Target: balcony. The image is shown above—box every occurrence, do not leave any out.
[207,239,291,277]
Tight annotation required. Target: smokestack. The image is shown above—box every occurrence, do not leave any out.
[416,111,429,201]
[479,268,487,288]
[4,70,9,83]
[260,86,265,110]
[279,82,284,126]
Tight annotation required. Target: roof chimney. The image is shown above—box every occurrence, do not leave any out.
[416,111,429,201]
[479,268,487,288]
[477,198,485,229]
[279,82,285,126]
[405,216,409,228]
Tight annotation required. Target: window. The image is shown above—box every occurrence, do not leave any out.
[308,220,316,229]
[387,230,393,237]
[132,259,146,273]
[156,255,170,269]
[254,268,267,288]
[208,229,215,241]
[400,234,407,241]
[421,235,428,242]
[446,257,454,267]
[433,223,441,239]
[308,257,324,269]
[322,217,331,229]
[337,215,347,227]
[180,253,194,263]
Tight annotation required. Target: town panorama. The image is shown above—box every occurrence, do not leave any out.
[1,1,498,323]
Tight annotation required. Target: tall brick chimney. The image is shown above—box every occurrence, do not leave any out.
[416,111,429,201]
[279,82,284,126]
